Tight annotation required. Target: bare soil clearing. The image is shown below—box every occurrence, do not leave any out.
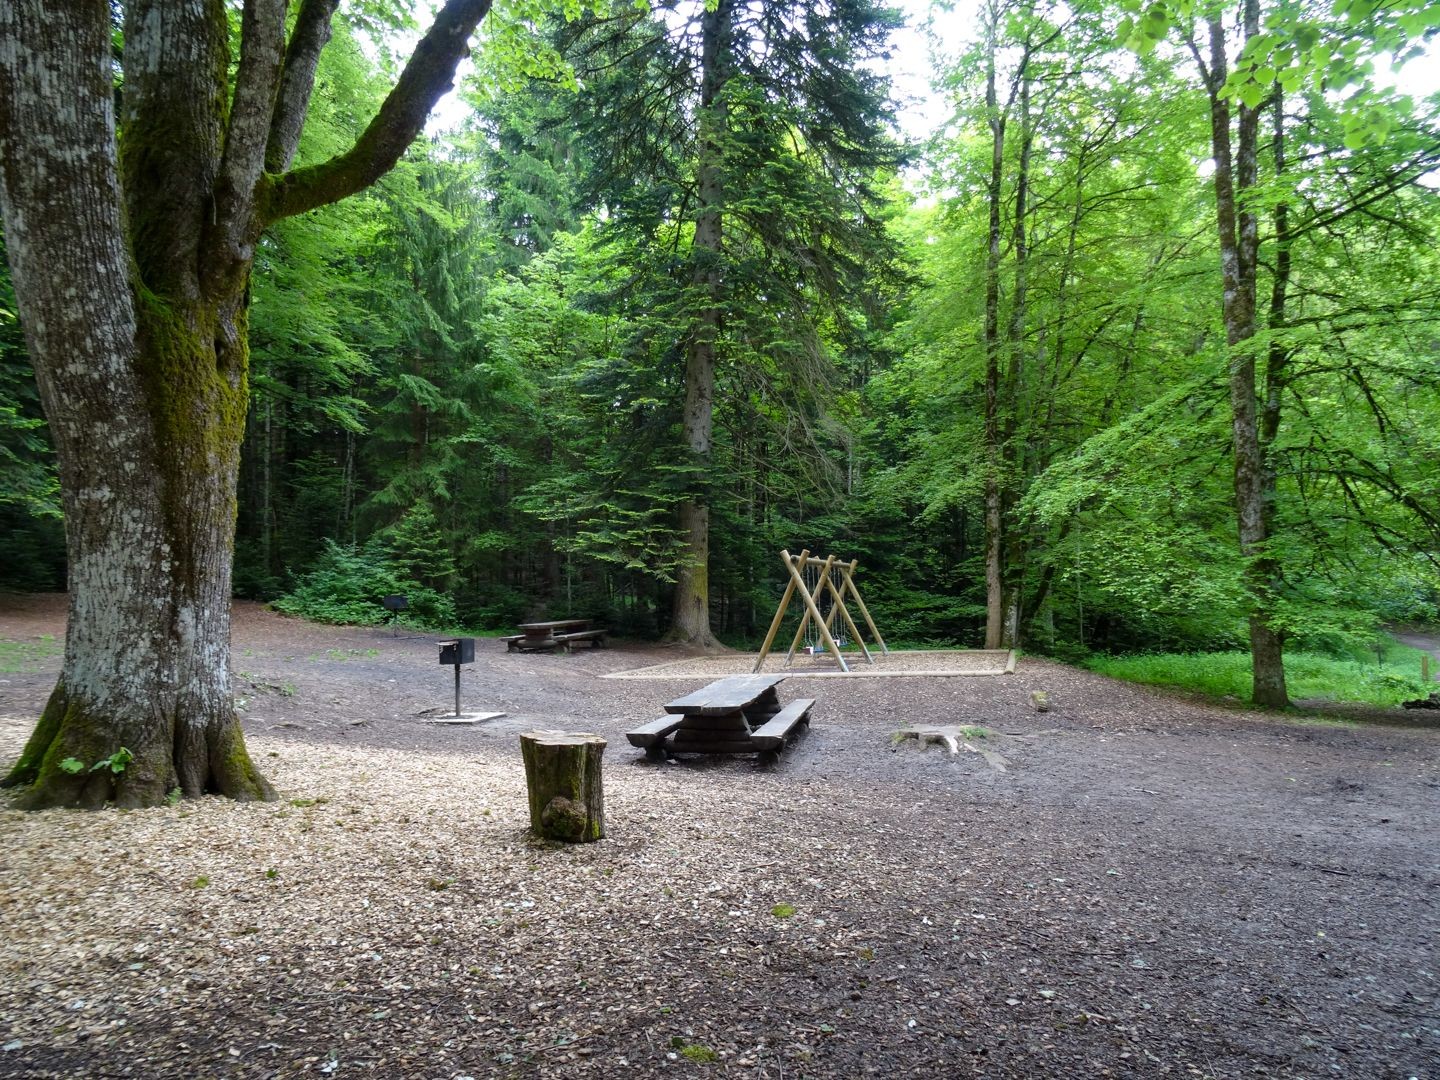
[1,594,1437,1079]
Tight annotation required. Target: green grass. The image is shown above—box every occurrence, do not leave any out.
[1085,639,1436,707]
[0,635,62,674]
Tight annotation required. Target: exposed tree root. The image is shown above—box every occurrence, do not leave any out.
[4,683,275,810]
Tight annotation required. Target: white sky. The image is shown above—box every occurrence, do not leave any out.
[885,0,960,140]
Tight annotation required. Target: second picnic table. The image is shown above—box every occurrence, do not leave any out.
[625,673,813,760]
[505,619,607,652]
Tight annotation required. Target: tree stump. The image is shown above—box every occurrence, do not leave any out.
[519,731,607,842]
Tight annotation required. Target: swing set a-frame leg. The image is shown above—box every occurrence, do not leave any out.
[784,553,849,672]
[837,559,886,658]
[752,549,806,673]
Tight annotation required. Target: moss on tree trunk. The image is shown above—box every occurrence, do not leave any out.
[0,0,497,808]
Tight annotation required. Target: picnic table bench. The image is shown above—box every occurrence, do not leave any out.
[626,674,813,761]
[506,620,607,652]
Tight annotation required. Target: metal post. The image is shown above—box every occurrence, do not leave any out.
[454,664,461,718]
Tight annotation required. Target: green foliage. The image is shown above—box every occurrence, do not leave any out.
[92,747,133,774]
[272,538,457,627]
[0,240,57,522]
[0,238,65,592]
[170,0,1440,672]
[383,504,457,590]
[1117,0,1434,147]
[1087,641,1435,707]
[58,747,133,775]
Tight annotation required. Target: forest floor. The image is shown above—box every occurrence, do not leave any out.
[0,593,1437,1080]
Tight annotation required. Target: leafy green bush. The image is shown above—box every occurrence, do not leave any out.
[273,539,456,627]
[1085,641,1435,707]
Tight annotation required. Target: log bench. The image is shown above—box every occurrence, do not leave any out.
[557,628,607,650]
[750,698,814,752]
[625,715,687,759]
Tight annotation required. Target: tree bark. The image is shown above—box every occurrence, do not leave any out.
[669,0,729,649]
[0,0,495,808]
[981,6,1006,651]
[999,70,1032,649]
[1201,10,1288,708]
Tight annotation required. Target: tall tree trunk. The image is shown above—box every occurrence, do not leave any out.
[1201,9,1287,707]
[0,0,271,807]
[999,71,1032,648]
[0,0,496,808]
[669,0,729,649]
[982,9,1006,650]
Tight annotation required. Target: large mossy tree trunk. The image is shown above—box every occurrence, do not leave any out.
[0,0,496,808]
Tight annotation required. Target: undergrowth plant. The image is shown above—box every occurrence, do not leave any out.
[272,538,456,628]
[1086,640,1434,707]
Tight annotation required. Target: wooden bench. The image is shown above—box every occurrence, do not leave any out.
[501,634,525,651]
[625,715,687,759]
[750,698,814,752]
[557,629,607,650]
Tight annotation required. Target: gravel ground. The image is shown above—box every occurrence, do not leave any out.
[1,595,1437,1080]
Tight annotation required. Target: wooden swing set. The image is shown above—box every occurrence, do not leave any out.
[752,549,888,673]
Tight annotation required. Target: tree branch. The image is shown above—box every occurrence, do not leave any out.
[208,0,287,284]
[266,0,493,223]
[1287,145,1440,241]
[118,0,229,296]
[264,0,341,174]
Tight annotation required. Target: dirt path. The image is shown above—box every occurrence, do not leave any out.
[1394,627,1440,667]
[1,595,1437,1079]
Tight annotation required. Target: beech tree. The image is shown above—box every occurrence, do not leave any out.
[0,0,496,808]
[1121,0,1439,706]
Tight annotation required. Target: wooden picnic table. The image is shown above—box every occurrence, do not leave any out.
[520,619,592,632]
[506,619,606,652]
[626,674,813,760]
